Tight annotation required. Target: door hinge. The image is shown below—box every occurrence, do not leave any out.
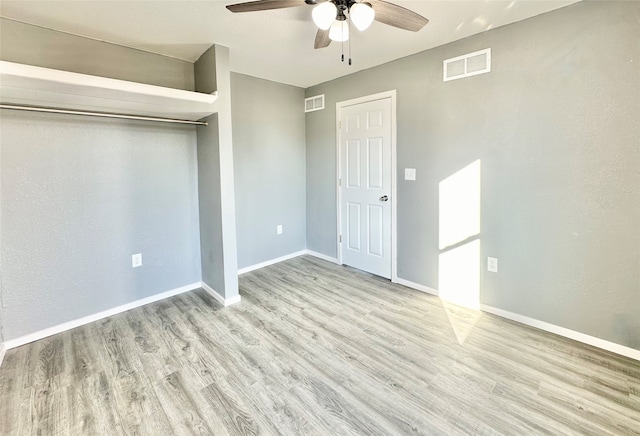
[338,120,342,129]
[339,235,342,243]
[339,178,342,187]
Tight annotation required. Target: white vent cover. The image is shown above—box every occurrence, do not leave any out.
[443,48,491,82]
[305,94,325,112]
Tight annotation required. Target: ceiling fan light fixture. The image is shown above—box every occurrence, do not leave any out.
[312,2,337,30]
[329,19,349,42]
[349,2,375,31]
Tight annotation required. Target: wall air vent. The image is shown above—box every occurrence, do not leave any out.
[443,48,491,82]
[305,94,325,113]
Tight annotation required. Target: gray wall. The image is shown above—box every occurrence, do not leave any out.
[0,136,3,349]
[197,113,226,292]
[0,300,3,350]
[195,45,239,299]
[1,112,201,340]
[0,18,194,90]
[305,1,640,349]
[1,22,202,341]
[231,73,306,269]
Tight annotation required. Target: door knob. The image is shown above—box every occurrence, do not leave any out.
[380,195,389,202]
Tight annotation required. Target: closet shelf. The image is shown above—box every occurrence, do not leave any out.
[0,61,217,122]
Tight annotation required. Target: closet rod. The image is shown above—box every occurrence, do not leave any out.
[0,104,208,126]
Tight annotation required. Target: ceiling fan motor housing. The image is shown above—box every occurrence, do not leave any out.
[226,0,430,50]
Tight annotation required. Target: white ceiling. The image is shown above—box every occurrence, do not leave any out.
[0,0,580,88]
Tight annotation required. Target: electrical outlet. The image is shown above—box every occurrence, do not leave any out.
[277,225,283,235]
[487,257,498,273]
[405,168,416,181]
[132,253,142,268]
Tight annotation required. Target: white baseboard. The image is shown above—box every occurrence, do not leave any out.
[481,304,640,361]
[4,282,201,350]
[305,249,339,264]
[396,278,439,296]
[238,250,307,275]
[0,342,6,368]
[388,278,639,361]
[237,249,339,276]
[200,281,242,307]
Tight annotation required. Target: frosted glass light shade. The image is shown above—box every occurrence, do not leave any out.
[312,2,337,30]
[329,20,349,42]
[350,2,375,31]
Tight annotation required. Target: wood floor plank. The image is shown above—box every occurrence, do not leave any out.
[237,277,496,434]
[242,276,488,430]
[184,288,388,435]
[154,292,320,435]
[122,307,181,382]
[176,293,331,436]
[97,315,141,381]
[74,370,124,434]
[0,348,25,435]
[213,304,401,435]
[62,326,105,385]
[152,370,223,435]
[537,380,640,435]
[13,334,65,390]
[200,376,262,436]
[111,368,174,436]
[1,254,639,435]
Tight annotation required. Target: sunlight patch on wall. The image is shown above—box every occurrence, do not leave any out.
[438,159,482,310]
[439,160,481,250]
[439,239,481,309]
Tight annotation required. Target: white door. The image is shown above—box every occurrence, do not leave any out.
[339,97,392,279]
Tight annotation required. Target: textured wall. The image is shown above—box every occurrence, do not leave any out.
[0,302,3,350]
[196,114,226,292]
[305,1,640,349]
[0,135,3,349]
[195,45,239,299]
[231,73,306,269]
[0,18,194,90]
[0,22,202,341]
[1,111,202,340]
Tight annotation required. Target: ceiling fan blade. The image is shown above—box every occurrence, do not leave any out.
[314,28,331,49]
[226,0,304,13]
[369,0,429,32]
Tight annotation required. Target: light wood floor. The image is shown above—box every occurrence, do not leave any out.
[1,255,639,435]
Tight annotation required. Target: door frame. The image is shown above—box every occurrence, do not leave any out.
[336,90,398,282]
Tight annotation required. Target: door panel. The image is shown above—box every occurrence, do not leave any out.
[367,138,383,189]
[346,140,361,188]
[367,109,383,128]
[340,97,392,278]
[347,113,360,131]
[347,202,361,251]
[367,205,384,257]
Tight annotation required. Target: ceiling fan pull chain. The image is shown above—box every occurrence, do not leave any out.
[349,18,352,66]
[227,0,430,58]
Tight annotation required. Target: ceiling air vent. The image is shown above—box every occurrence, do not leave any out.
[305,94,325,113]
[443,48,491,82]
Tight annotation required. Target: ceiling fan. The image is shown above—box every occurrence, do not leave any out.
[226,0,429,50]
